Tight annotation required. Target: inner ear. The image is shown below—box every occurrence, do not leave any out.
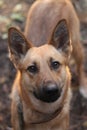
[8,27,32,69]
[49,19,71,56]
[8,27,32,56]
[53,20,69,48]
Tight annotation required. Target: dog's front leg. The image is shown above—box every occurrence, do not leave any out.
[11,101,24,130]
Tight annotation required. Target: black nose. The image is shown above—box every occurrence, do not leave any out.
[33,82,61,103]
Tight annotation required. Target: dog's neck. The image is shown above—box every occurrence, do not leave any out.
[28,105,63,124]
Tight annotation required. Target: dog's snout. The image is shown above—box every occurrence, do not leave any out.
[43,83,58,96]
[34,82,61,103]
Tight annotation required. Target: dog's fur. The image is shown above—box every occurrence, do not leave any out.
[8,0,86,130]
[9,19,72,130]
[24,0,87,96]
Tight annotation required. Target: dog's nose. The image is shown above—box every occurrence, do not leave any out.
[42,83,61,103]
[43,83,58,96]
[34,82,61,103]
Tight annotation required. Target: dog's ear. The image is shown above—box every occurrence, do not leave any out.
[8,27,32,69]
[49,19,72,58]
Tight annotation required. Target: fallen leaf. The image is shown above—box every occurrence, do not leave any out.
[83,121,87,127]
[0,0,4,8]
[11,13,24,22]
[13,3,22,12]
[0,77,7,84]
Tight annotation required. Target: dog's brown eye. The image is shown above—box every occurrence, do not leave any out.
[27,65,38,74]
[51,61,60,70]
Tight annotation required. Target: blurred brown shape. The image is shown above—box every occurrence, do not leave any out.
[72,0,87,23]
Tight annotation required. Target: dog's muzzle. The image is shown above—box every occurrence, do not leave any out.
[33,82,61,103]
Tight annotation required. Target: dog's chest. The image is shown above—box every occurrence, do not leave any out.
[22,97,69,130]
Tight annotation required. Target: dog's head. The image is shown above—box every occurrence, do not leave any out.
[8,19,72,114]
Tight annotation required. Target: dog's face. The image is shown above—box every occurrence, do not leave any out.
[8,20,72,113]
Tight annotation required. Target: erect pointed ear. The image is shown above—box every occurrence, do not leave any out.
[8,27,32,69]
[49,19,72,58]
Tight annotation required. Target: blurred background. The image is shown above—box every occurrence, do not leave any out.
[0,0,87,130]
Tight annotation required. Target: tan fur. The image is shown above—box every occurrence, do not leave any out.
[25,0,84,85]
[8,23,72,129]
[8,0,86,130]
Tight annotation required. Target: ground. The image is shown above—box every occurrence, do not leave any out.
[0,0,87,130]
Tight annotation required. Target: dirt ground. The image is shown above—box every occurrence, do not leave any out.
[0,0,87,130]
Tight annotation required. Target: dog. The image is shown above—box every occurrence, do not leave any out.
[8,19,72,130]
[8,0,86,130]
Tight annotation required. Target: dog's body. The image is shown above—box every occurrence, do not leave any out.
[8,0,86,130]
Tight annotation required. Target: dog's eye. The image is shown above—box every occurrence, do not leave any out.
[51,61,60,70]
[27,65,38,74]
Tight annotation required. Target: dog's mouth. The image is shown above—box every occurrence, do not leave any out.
[33,87,62,103]
[27,83,66,124]
[29,89,63,124]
